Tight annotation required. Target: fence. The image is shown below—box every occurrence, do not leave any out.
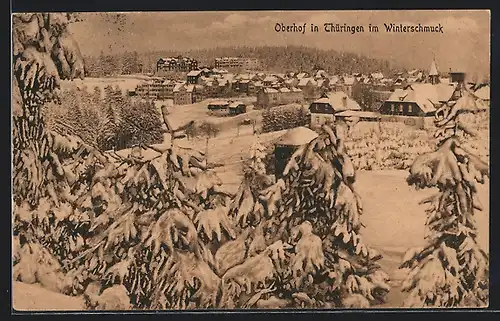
[379,115,435,130]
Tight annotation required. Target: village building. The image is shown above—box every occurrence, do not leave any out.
[247,81,257,96]
[207,100,230,116]
[203,81,217,98]
[275,74,286,81]
[308,91,361,128]
[173,83,193,105]
[228,101,247,115]
[256,88,279,108]
[192,85,205,103]
[249,73,259,81]
[263,75,278,87]
[370,72,384,81]
[314,70,328,79]
[336,76,358,97]
[186,70,203,84]
[379,83,458,117]
[252,81,263,96]
[135,77,165,100]
[256,87,303,108]
[158,79,176,99]
[284,78,299,88]
[156,56,198,74]
[298,77,321,102]
[449,71,466,84]
[216,79,232,98]
[238,79,251,95]
[214,57,260,71]
[199,68,212,77]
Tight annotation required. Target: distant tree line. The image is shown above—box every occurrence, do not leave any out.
[84,50,143,77]
[83,46,399,77]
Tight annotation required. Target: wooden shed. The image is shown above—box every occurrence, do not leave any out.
[274,126,319,179]
[228,101,247,115]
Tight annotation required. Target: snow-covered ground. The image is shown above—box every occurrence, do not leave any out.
[12,281,85,311]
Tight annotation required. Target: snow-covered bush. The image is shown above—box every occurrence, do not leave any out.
[262,104,308,133]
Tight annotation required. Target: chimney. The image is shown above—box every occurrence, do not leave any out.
[342,96,348,108]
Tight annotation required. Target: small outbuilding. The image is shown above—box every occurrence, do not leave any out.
[207,101,230,115]
[274,126,319,179]
[228,101,247,115]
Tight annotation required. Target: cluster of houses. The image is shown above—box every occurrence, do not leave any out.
[133,57,490,129]
[133,66,366,106]
[307,61,490,130]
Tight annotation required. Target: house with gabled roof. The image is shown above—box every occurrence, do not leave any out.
[379,83,458,116]
[298,77,321,102]
[370,72,384,81]
[284,78,299,88]
[296,72,308,80]
[187,70,202,84]
[263,75,278,86]
[158,79,176,99]
[256,86,304,108]
[173,83,193,105]
[308,91,361,128]
[336,76,359,97]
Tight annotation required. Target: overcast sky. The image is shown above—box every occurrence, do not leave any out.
[69,10,490,79]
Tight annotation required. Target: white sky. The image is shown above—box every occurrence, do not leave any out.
[69,10,490,79]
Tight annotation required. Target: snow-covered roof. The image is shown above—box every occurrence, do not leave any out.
[386,83,457,113]
[263,87,279,93]
[298,77,317,87]
[313,91,361,112]
[228,101,245,108]
[187,70,202,77]
[276,126,318,146]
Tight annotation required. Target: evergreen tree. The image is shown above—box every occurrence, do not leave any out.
[228,125,390,308]
[401,91,489,307]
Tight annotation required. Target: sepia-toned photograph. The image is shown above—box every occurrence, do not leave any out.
[11,10,490,311]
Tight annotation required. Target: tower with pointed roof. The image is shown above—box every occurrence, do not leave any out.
[429,58,440,85]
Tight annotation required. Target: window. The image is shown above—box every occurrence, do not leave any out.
[399,104,404,113]
[408,105,413,113]
[390,104,395,113]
